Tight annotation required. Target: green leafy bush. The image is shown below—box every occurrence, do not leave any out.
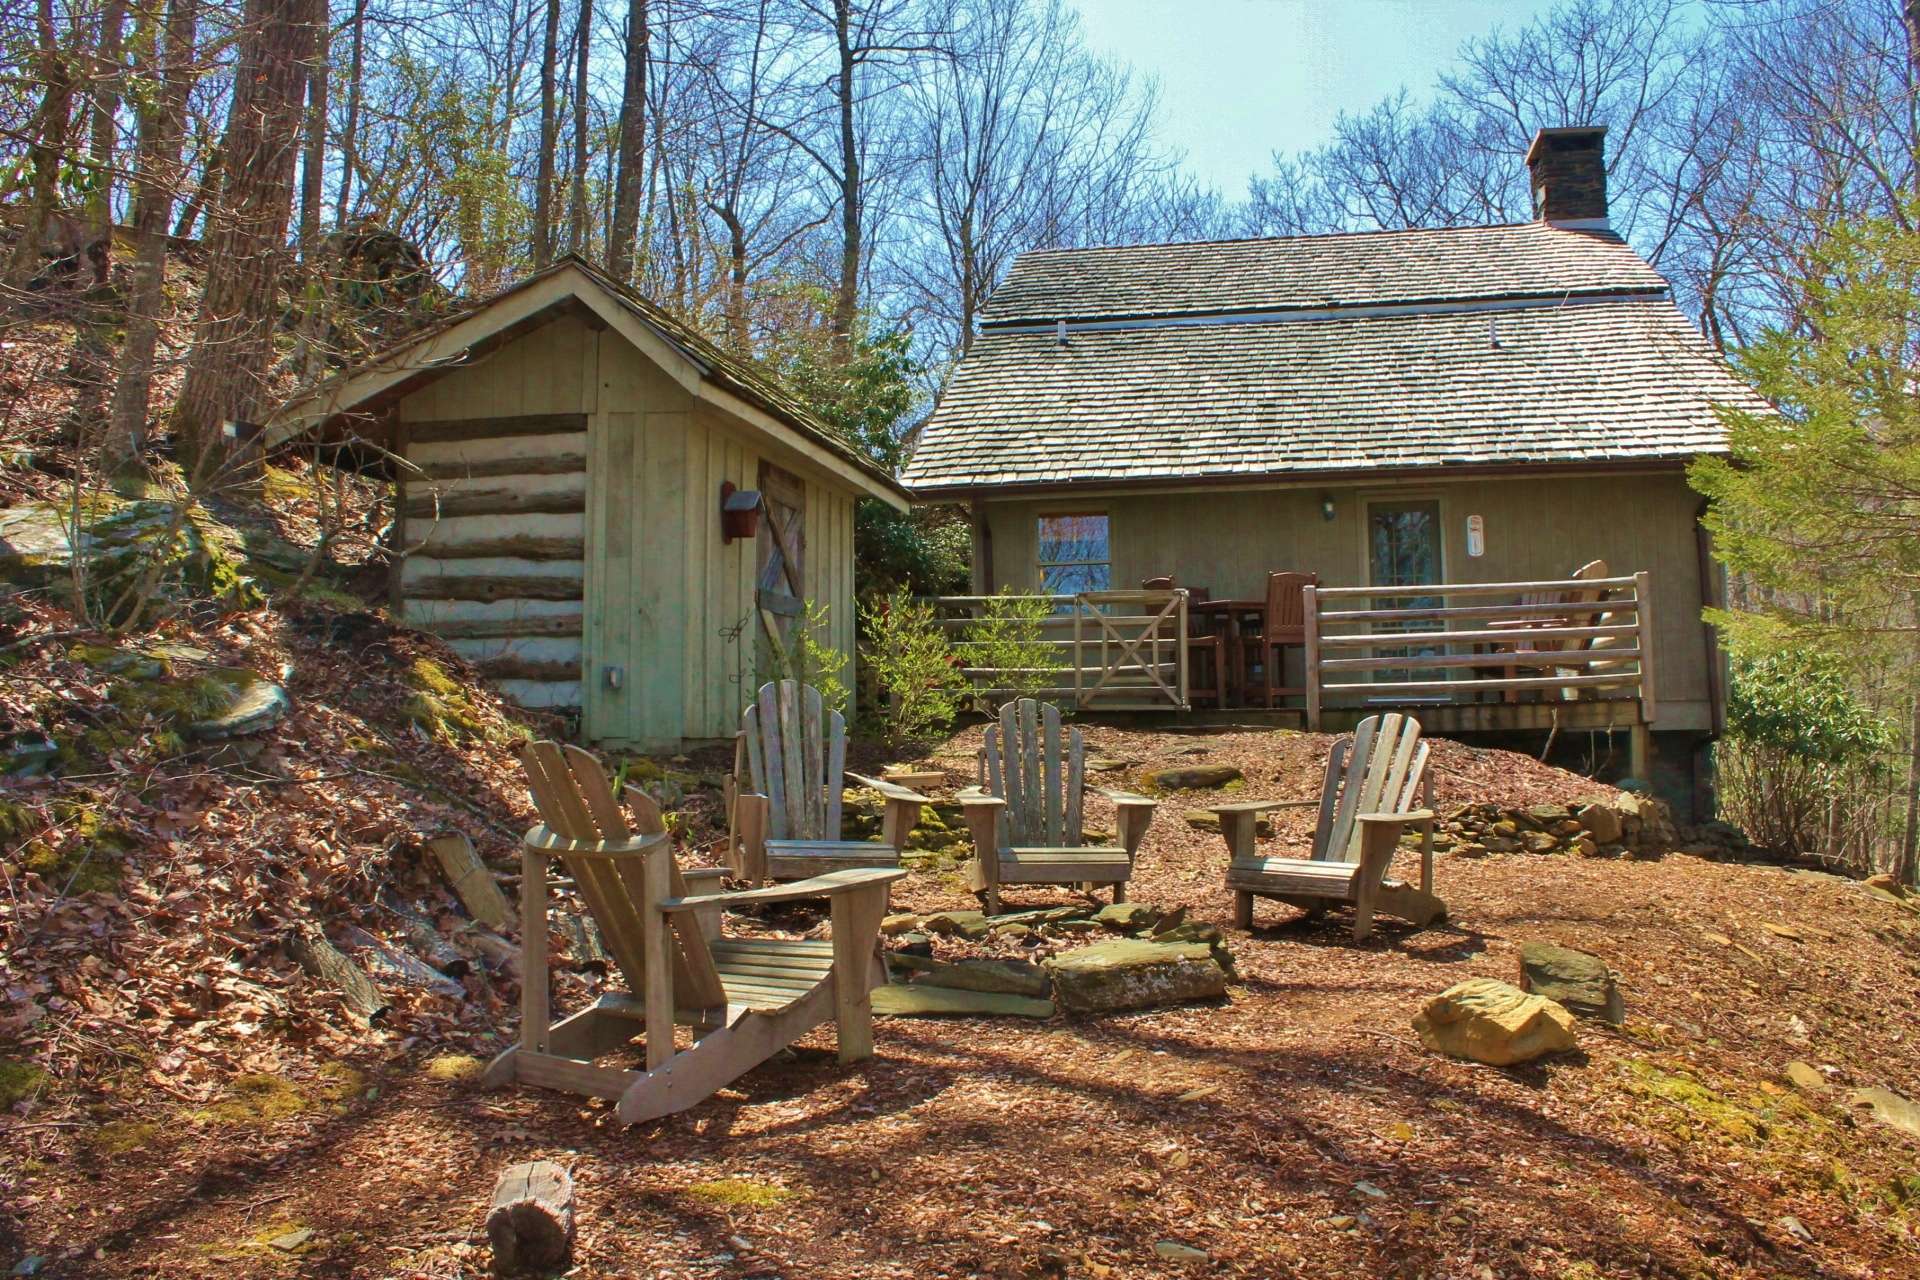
[763,600,849,714]
[957,588,1065,713]
[1717,648,1897,866]
[860,591,965,746]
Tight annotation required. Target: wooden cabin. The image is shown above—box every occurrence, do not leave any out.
[903,129,1772,818]
[266,257,908,750]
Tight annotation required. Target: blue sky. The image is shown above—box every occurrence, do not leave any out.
[1071,0,1563,195]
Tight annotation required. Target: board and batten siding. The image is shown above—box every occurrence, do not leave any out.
[396,310,863,750]
[977,470,1718,732]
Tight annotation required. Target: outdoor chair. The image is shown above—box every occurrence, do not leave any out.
[483,740,903,1124]
[1141,575,1224,705]
[727,679,930,883]
[959,698,1158,914]
[1205,713,1442,940]
[1250,571,1318,708]
[1487,559,1611,702]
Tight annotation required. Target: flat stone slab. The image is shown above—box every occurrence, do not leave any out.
[920,910,990,939]
[1518,941,1624,1024]
[872,984,1053,1019]
[1140,764,1243,792]
[912,957,1051,998]
[1044,939,1227,1015]
[185,668,291,740]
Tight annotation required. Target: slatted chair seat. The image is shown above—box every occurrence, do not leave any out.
[484,741,903,1124]
[729,680,928,883]
[1206,713,1446,941]
[959,698,1158,914]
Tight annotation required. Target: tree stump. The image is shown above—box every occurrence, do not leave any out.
[486,1160,574,1275]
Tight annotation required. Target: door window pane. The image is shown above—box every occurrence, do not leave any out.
[1367,501,1444,686]
[1038,514,1111,595]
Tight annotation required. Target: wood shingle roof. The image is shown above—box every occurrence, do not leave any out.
[905,223,1762,494]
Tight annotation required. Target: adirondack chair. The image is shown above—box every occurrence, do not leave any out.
[483,739,903,1124]
[1488,559,1612,702]
[1206,713,1442,941]
[728,680,930,884]
[958,698,1158,915]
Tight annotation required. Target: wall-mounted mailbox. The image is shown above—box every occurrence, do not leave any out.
[720,481,763,543]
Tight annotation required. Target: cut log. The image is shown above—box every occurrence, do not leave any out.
[412,535,585,562]
[421,615,584,641]
[486,1160,574,1275]
[464,926,523,977]
[341,925,465,997]
[379,896,472,977]
[403,575,583,603]
[415,452,587,480]
[287,924,389,1023]
[403,489,585,520]
[563,911,609,968]
[475,656,581,682]
[428,831,514,929]
[406,413,588,444]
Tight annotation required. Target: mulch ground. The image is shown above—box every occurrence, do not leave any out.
[7,691,1920,1278]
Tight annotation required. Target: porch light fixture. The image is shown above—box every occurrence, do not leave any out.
[720,481,763,543]
[1321,495,1336,522]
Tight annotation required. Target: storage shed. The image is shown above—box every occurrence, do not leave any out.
[266,256,908,750]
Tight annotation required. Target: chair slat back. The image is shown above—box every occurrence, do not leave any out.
[1263,572,1317,641]
[519,740,707,1006]
[1314,714,1428,862]
[740,680,846,841]
[982,698,1083,847]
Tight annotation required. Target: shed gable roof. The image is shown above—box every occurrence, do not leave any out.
[266,256,908,506]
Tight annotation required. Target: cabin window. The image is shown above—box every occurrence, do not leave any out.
[1037,513,1110,595]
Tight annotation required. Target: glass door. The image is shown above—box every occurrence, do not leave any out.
[1367,500,1445,690]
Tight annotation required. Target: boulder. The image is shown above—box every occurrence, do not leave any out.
[1521,832,1560,854]
[1045,940,1228,1015]
[1848,1086,1920,1140]
[921,910,990,940]
[1093,901,1170,933]
[1139,764,1243,792]
[1783,1061,1827,1095]
[1517,942,1623,1024]
[1412,978,1577,1065]
[913,957,1051,999]
[990,906,1090,929]
[880,913,923,936]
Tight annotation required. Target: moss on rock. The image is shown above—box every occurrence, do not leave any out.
[685,1178,799,1208]
[401,659,493,743]
[0,1056,51,1108]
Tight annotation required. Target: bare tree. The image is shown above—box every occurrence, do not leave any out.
[606,0,648,279]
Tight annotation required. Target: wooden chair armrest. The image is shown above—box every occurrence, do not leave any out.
[1209,798,1315,815]
[1104,791,1158,856]
[844,771,930,805]
[1357,809,1434,826]
[682,867,729,888]
[662,866,907,912]
[957,789,1006,810]
[524,825,669,858]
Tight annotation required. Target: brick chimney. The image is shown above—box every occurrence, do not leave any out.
[1525,126,1608,228]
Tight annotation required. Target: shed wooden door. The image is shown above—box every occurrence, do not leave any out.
[756,462,807,655]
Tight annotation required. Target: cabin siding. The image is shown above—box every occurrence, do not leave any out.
[975,470,1716,732]
[393,311,868,749]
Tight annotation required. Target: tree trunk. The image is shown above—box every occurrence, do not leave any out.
[567,0,594,256]
[173,0,317,476]
[4,0,76,287]
[87,0,129,259]
[1900,639,1920,886]
[334,0,367,224]
[830,0,860,363]
[172,134,223,239]
[533,0,561,266]
[720,204,749,352]
[606,0,648,280]
[294,13,330,381]
[105,0,200,463]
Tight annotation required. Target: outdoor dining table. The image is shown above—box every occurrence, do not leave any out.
[1189,598,1267,707]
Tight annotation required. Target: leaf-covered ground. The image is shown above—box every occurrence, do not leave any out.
[4,570,1919,1279]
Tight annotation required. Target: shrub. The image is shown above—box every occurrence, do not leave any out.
[860,591,965,745]
[762,599,849,714]
[1717,648,1898,869]
[957,587,1065,713]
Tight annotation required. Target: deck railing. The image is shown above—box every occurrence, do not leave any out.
[1303,571,1655,730]
[928,590,1190,711]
